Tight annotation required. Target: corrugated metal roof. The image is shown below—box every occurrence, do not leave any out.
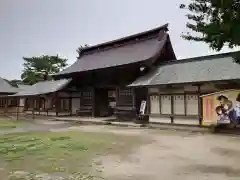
[129,52,240,87]
[0,77,19,93]
[10,79,71,97]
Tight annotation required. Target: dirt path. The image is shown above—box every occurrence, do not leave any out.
[69,125,240,180]
[3,119,240,180]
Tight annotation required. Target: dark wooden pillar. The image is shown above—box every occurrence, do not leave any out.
[32,97,35,119]
[92,88,95,117]
[132,88,135,108]
[56,92,60,117]
[116,87,119,107]
[159,94,161,115]
[184,94,187,116]
[43,97,46,116]
[197,85,202,126]
[69,91,72,116]
[147,93,151,115]
[4,98,8,116]
[38,96,41,115]
[16,98,19,120]
[46,96,49,116]
[170,95,174,124]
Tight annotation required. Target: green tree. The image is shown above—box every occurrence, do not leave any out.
[180,0,240,51]
[21,55,67,85]
[3,79,20,88]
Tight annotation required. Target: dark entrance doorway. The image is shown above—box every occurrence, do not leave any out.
[94,88,116,117]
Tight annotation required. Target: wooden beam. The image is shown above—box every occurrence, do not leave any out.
[159,91,162,114]
[69,91,72,116]
[56,92,59,117]
[91,88,95,117]
[132,88,135,108]
[197,85,202,126]
[170,95,174,124]
[116,87,119,107]
[32,98,35,119]
[38,96,40,115]
[184,94,187,116]
[16,98,19,120]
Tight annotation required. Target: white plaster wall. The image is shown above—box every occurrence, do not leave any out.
[72,98,80,114]
[19,98,25,107]
[174,117,199,125]
[186,95,198,115]
[173,95,185,115]
[160,95,171,114]
[149,116,171,124]
[150,95,160,114]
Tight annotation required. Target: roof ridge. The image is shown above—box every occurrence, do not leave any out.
[83,34,163,56]
[77,23,169,57]
[160,50,240,66]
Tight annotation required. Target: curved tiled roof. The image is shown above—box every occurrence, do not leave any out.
[10,79,71,97]
[0,77,19,94]
[56,24,175,76]
[129,51,240,87]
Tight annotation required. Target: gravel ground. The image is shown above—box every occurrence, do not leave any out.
[69,125,240,180]
[2,120,240,180]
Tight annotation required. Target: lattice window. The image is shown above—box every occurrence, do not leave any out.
[82,91,92,100]
[119,89,132,96]
[118,88,133,106]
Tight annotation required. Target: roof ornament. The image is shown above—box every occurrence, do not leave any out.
[157,30,166,41]
[77,45,84,58]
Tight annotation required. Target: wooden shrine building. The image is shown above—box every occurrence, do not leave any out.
[52,24,176,119]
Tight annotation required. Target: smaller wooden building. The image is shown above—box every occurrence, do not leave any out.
[0,77,19,115]
[129,51,240,126]
[8,79,73,116]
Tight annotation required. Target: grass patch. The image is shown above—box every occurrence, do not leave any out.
[0,118,26,130]
[0,130,143,179]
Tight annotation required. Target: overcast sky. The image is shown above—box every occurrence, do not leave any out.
[0,0,239,80]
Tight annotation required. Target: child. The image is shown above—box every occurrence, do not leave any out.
[217,95,236,125]
[215,106,230,124]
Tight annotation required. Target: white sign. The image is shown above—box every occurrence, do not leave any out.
[139,100,146,115]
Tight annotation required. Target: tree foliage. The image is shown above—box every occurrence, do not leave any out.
[4,79,20,88]
[21,55,67,85]
[180,0,240,51]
